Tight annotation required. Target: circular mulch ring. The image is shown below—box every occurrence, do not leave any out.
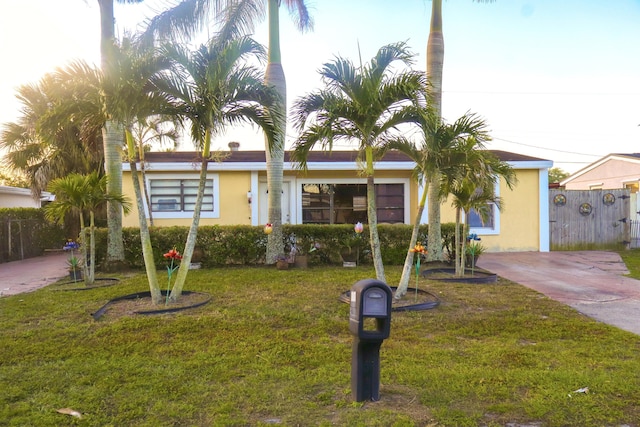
[56,277,120,290]
[92,290,212,320]
[421,267,497,284]
[338,287,440,312]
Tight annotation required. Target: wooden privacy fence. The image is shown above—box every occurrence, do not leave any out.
[549,189,630,250]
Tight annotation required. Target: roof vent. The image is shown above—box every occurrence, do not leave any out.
[228,141,240,151]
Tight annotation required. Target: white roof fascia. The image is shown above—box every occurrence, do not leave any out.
[123,159,550,173]
[507,160,553,170]
[297,161,414,171]
[122,162,267,172]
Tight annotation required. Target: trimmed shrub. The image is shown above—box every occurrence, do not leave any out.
[93,223,459,269]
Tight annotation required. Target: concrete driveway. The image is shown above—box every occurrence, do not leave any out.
[478,251,640,336]
[0,252,68,297]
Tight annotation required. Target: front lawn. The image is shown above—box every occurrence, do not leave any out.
[1,265,639,426]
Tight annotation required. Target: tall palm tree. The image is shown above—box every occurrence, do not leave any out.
[97,0,148,269]
[106,37,177,304]
[291,42,427,283]
[46,36,176,304]
[45,172,130,285]
[425,0,494,261]
[390,109,495,299]
[157,22,278,301]
[0,74,104,197]
[143,0,313,264]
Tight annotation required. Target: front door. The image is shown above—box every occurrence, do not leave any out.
[259,181,291,225]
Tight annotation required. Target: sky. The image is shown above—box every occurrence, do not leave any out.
[1,0,639,173]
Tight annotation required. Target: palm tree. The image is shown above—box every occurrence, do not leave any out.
[291,42,427,283]
[143,0,313,264]
[157,22,278,301]
[107,37,178,304]
[97,0,148,269]
[446,147,515,276]
[425,0,494,261]
[390,109,495,299]
[45,172,130,285]
[47,37,176,304]
[0,74,104,197]
[124,116,180,226]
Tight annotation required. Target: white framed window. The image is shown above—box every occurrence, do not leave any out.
[467,180,500,236]
[297,178,410,225]
[148,173,220,219]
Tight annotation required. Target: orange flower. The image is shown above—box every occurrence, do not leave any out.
[163,248,182,260]
[410,244,427,254]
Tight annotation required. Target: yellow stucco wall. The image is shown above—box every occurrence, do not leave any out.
[122,170,253,227]
[439,169,540,252]
[122,167,540,251]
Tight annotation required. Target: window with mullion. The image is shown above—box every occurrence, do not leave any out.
[150,179,214,212]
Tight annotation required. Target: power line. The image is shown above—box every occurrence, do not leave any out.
[492,137,601,157]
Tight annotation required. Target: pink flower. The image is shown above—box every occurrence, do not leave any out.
[354,222,364,234]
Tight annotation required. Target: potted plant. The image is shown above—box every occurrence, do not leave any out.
[465,241,485,269]
[63,240,83,282]
[293,236,316,268]
[67,255,83,281]
[340,222,365,267]
[275,254,290,270]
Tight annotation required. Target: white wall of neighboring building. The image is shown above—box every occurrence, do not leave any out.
[0,186,51,208]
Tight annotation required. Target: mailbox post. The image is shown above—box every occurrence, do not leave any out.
[349,279,392,402]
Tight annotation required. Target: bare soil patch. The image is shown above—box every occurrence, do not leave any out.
[94,291,211,319]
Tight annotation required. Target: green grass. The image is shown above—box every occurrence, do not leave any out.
[619,248,640,279]
[1,264,640,426]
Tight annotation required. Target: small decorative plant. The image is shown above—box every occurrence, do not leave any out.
[163,248,182,305]
[409,243,427,300]
[63,240,82,281]
[465,237,485,273]
[341,222,365,264]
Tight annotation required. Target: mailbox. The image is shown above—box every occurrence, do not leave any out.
[349,279,392,340]
[349,279,392,402]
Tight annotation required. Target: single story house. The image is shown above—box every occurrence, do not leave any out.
[561,153,640,192]
[0,186,53,208]
[121,148,553,252]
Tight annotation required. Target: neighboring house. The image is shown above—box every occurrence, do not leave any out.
[121,148,552,252]
[561,153,640,192]
[0,186,53,208]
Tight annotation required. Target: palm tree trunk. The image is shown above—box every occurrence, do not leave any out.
[98,0,126,268]
[139,142,154,227]
[127,129,162,303]
[79,214,88,284]
[455,207,462,276]
[169,130,212,301]
[426,0,445,262]
[264,0,286,264]
[102,122,126,269]
[88,211,96,285]
[367,175,386,283]
[427,0,444,117]
[395,181,428,299]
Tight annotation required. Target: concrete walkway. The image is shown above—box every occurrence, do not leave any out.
[478,251,640,336]
[0,252,69,297]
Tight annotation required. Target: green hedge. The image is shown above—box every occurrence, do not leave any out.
[93,223,459,269]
